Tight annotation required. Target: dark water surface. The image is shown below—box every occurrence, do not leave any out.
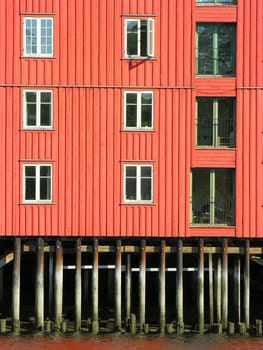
[1,334,263,350]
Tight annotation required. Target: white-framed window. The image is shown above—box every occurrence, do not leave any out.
[23,164,52,203]
[124,18,155,58]
[23,17,54,57]
[124,164,153,203]
[124,91,153,129]
[23,90,53,128]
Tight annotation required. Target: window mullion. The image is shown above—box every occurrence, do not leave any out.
[137,93,141,128]
[137,166,140,201]
[36,165,40,201]
[37,18,41,55]
[37,91,41,127]
[138,20,141,56]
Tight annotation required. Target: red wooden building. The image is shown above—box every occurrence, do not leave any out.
[0,0,262,239]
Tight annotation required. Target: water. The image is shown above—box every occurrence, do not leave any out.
[1,334,263,350]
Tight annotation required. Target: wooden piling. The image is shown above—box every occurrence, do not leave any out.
[209,253,214,325]
[159,240,166,334]
[125,254,131,327]
[92,239,99,334]
[115,240,122,332]
[54,240,63,330]
[12,237,21,333]
[244,239,250,329]
[139,239,146,333]
[48,251,54,319]
[0,268,3,307]
[35,237,44,330]
[222,238,228,330]
[75,238,82,332]
[83,269,89,318]
[234,257,241,324]
[215,256,222,323]
[176,238,184,333]
[197,238,204,333]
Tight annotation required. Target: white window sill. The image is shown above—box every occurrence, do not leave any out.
[122,56,157,60]
[21,127,55,131]
[21,201,54,205]
[21,55,56,59]
[122,128,156,132]
[121,201,155,206]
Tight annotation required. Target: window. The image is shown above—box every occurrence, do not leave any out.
[196,97,235,148]
[125,19,154,58]
[197,0,236,4]
[23,165,52,202]
[23,90,53,128]
[124,92,153,129]
[196,23,236,75]
[24,17,53,57]
[191,169,235,226]
[124,165,153,203]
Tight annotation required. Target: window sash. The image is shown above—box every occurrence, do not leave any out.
[24,90,53,128]
[23,165,52,202]
[124,165,153,202]
[125,19,155,58]
[24,17,53,57]
[197,0,236,3]
[124,91,153,129]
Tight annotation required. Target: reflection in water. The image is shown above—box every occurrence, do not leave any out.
[1,334,263,350]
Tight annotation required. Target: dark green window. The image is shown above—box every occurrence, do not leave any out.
[196,23,236,75]
[196,97,236,148]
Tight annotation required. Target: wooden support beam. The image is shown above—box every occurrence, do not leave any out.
[35,237,44,330]
[125,254,131,327]
[234,256,241,324]
[244,239,250,329]
[115,240,122,331]
[209,253,214,325]
[197,239,204,333]
[54,240,63,330]
[92,239,99,334]
[159,240,166,334]
[12,238,21,333]
[222,239,228,330]
[176,238,184,333]
[0,268,3,306]
[48,251,54,319]
[215,256,222,324]
[75,238,82,332]
[139,239,146,333]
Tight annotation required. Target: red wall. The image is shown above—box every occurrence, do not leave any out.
[0,0,262,238]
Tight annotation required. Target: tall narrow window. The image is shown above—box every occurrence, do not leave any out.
[125,19,155,58]
[24,17,53,57]
[196,23,236,75]
[24,90,53,128]
[191,169,235,226]
[124,91,153,129]
[124,165,153,203]
[196,97,235,147]
[23,165,52,202]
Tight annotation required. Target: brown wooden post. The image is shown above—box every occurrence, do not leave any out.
[197,238,204,333]
[215,256,222,324]
[176,238,184,333]
[234,256,241,323]
[35,237,44,330]
[115,239,122,331]
[125,254,131,326]
[12,237,21,333]
[48,250,54,319]
[244,239,250,329]
[222,238,228,330]
[54,239,63,330]
[0,268,3,306]
[139,239,146,333]
[209,253,214,325]
[159,240,166,334]
[92,239,99,334]
[75,238,82,332]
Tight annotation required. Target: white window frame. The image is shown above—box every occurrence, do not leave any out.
[23,90,53,129]
[124,164,153,203]
[124,18,155,58]
[23,164,52,203]
[23,17,54,57]
[124,91,153,130]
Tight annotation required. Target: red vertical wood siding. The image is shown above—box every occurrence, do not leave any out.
[0,0,262,238]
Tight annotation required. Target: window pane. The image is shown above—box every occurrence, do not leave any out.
[40,178,51,200]
[26,92,36,102]
[40,104,51,126]
[141,105,152,127]
[126,166,136,177]
[27,104,37,125]
[218,98,235,147]
[218,25,235,75]
[40,166,51,176]
[126,178,136,200]
[141,178,151,200]
[126,105,137,127]
[197,98,213,146]
[41,92,51,103]
[126,21,138,55]
[197,25,214,75]
[141,166,151,177]
[191,170,210,224]
[215,169,234,225]
[126,93,137,104]
[141,93,152,104]
[25,166,36,177]
[140,20,147,56]
[25,178,36,200]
